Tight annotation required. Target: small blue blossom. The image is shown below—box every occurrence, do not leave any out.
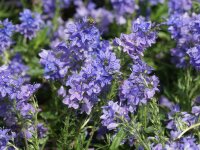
[17,9,43,39]
[165,136,200,149]
[74,1,114,33]
[187,46,200,70]
[149,0,164,6]
[168,0,192,14]
[0,19,15,54]
[171,47,188,68]
[115,17,157,59]
[37,123,48,138]
[111,0,136,15]
[100,101,129,130]
[168,12,200,69]
[42,0,55,19]
[119,60,159,112]
[0,129,15,150]
[66,18,100,50]
[63,54,111,114]
[166,104,200,140]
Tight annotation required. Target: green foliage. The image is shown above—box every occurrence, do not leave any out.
[0,1,19,20]
[109,129,126,150]
[167,68,200,111]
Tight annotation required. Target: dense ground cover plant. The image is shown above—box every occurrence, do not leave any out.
[0,0,200,149]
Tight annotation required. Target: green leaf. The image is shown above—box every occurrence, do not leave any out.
[144,126,155,133]
[110,129,126,150]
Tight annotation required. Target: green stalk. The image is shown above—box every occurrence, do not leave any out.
[7,142,20,150]
[23,130,29,150]
[177,122,200,139]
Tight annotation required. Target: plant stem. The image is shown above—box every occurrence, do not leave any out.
[23,130,29,150]
[177,122,200,139]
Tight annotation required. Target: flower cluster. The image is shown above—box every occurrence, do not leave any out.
[42,0,73,19]
[40,19,102,80]
[149,0,164,6]
[168,0,192,14]
[42,0,56,19]
[66,18,101,51]
[0,56,47,147]
[62,45,120,114]
[119,61,159,112]
[168,1,200,70]
[39,43,71,80]
[74,1,114,33]
[17,9,43,39]
[0,19,15,54]
[0,129,15,150]
[115,17,157,59]
[166,105,200,140]
[187,46,200,70]
[0,9,44,57]
[165,136,200,149]
[101,101,129,130]
[101,17,159,130]
[40,19,121,114]
[111,0,137,24]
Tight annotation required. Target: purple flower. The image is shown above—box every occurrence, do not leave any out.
[119,60,159,112]
[159,96,174,109]
[9,54,29,80]
[16,84,41,101]
[0,59,43,142]
[0,63,40,101]
[192,106,200,116]
[190,14,200,42]
[131,18,151,33]
[65,18,100,50]
[100,101,129,130]
[39,43,71,80]
[16,102,35,119]
[63,42,119,114]
[111,0,136,15]
[170,47,188,68]
[167,12,200,69]
[115,17,157,59]
[0,65,24,99]
[98,41,121,75]
[168,0,192,14]
[187,46,200,70]
[37,123,48,138]
[0,19,15,54]
[0,129,15,149]
[168,13,191,43]
[151,143,163,150]
[166,104,200,141]
[17,9,43,39]
[74,2,114,33]
[149,0,164,6]
[63,54,111,114]
[165,136,200,149]
[42,0,55,19]
[40,19,120,114]
[54,42,119,114]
